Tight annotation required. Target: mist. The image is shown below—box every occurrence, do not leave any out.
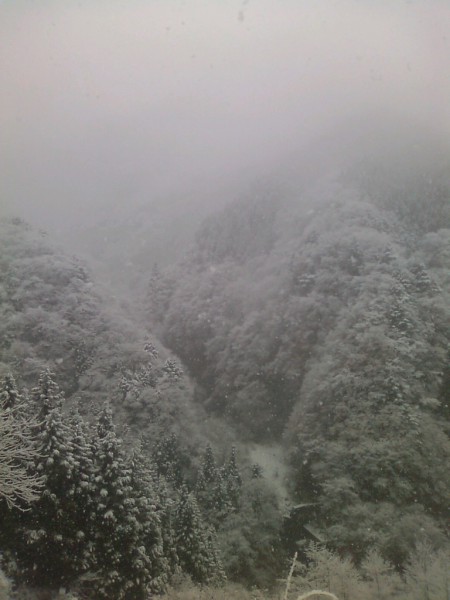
[2,3,450,595]
[1,0,449,237]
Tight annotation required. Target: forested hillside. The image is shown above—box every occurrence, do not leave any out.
[1,153,449,600]
[0,217,287,597]
[0,217,202,439]
[148,161,450,567]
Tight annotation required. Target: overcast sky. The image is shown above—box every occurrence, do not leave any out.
[1,0,449,230]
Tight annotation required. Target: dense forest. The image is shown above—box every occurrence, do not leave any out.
[1,155,450,599]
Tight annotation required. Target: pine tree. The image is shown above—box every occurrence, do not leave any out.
[174,486,225,585]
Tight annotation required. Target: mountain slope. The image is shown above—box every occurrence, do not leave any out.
[0,216,206,449]
[148,158,450,563]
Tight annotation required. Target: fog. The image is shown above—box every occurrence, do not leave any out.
[1,0,449,236]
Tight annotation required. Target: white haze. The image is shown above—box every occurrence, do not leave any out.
[0,0,449,235]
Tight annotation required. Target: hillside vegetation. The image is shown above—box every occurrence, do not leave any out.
[0,217,286,597]
[148,161,450,566]
[0,154,449,598]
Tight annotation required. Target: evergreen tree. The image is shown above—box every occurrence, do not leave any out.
[200,444,218,484]
[17,369,79,587]
[196,444,239,525]
[0,373,23,413]
[153,476,179,576]
[147,262,173,324]
[174,486,225,585]
[361,550,403,600]
[152,433,184,487]
[65,406,97,577]
[197,445,244,535]
[129,445,169,593]
[223,446,242,509]
[90,405,156,599]
[251,463,263,479]
[196,444,219,515]
[33,368,64,422]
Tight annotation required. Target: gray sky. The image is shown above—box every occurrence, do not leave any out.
[1,0,449,230]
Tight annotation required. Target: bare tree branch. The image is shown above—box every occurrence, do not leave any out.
[0,406,42,509]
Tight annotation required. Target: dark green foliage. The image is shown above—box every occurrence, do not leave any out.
[216,478,284,587]
[1,371,175,599]
[223,446,242,508]
[196,445,232,526]
[174,486,225,585]
[2,154,450,592]
[194,186,280,265]
[147,263,176,326]
[0,218,197,437]
[355,159,450,235]
[196,445,243,527]
[129,446,171,591]
[199,444,218,484]
[152,433,185,487]
[151,167,450,567]
[15,370,85,587]
[0,373,23,412]
[90,405,156,599]
[152,477,180,576]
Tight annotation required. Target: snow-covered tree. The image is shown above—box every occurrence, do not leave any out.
[91,405,158,599]
[17,369,79,587]
[129,445,170,593]
[222,446,242,508]
[64,406,97,577]
[152,433,184,487]
[0,373,23,412]
[152,476,179,576]
[0,374,41,510]
[174,486,225,585]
